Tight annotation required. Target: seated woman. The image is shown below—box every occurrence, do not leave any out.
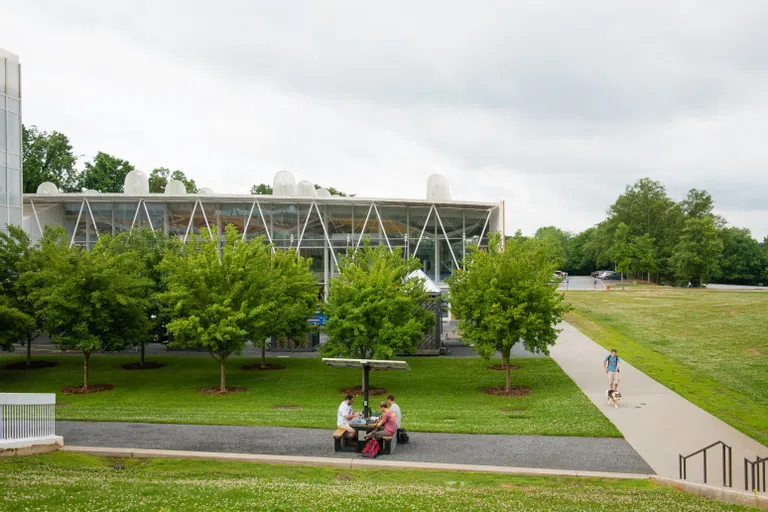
[366,401,397,440]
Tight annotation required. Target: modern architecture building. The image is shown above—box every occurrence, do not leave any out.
[23,171,504,295]
[0,48,23,232]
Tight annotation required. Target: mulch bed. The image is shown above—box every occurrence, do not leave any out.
[61,384,115,395]
[4,360,58,370]
[199,386,247,395]
[241,363,285,371]
[482,386,531,397]
[487,364,521,371]
[120,362,166,370]
[340,385,388,397]
[272,405,300,410]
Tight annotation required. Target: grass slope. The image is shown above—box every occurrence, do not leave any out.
[0,452,751,512]
[566,289,768,446]
[0,355,619,437]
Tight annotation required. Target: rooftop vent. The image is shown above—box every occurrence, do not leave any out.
[426,173,452,202]
[123,170,149,196]
[273,170,297,197]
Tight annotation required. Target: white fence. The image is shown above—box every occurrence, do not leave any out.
[0,393,57,446]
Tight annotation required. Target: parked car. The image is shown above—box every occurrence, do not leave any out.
[602,272,622,280]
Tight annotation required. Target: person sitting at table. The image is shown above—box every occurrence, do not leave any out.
[367,401,398,440]
[337,394,361,442]
[387,394,401,428]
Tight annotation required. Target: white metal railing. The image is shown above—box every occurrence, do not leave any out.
[0,393,57,444]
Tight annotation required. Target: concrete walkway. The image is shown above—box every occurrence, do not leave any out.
[551,322,767,489]
[57,420,652,475]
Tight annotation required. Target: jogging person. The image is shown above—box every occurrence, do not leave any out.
[603,349,621,391]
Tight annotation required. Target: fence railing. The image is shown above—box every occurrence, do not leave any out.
[679,440,732,487]
[0,393,57,444]
[745,455,767,493]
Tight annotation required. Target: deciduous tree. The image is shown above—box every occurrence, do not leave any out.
[148,168,198,194]
[671,216,723,287]
[322,242,434,360]
[22,125,79,193]
[611,222,633,289]
[23,227,151,390]
[250,183,273,195]
[78,152,135,193]
[449,233,571,393]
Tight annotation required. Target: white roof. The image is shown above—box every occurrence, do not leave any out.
[406,269,441,294]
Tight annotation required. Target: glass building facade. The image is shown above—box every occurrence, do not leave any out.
[23,194,503,295]
[0,49,22,232]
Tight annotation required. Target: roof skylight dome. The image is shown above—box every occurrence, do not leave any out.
[426,173,452,202]
[297,180,317,197]
[123,170,150,195]
[36,182,59,195]
[164,179,187,195]
[273,170,297,197]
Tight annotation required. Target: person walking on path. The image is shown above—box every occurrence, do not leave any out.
[604,349,621,391]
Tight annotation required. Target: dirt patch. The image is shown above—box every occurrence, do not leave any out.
[335,473,353,481]
[4,360,58,370]
[120,362,166,370]
[340,385,388,397]
[199,386,247,395]
[748,348,762,356]
[241,363,285,371]
[272,405,300,410]
[500,408,525,413]
[487,364,521,371]
[61,384,115,395]
[482,386,531,397]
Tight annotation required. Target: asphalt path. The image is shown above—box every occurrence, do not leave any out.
[57,421,653,475]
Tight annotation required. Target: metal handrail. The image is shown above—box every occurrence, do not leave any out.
[679,440,732,487]
[744,455,768,492]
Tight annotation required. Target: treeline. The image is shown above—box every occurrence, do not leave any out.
[23,125,349,196]
[533,178,768,286]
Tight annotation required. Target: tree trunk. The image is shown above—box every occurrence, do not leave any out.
[621,272,625,290]
[140,341,145,368]
[261,342,267,368]
[220,358,227,392]
[502,350,511,393]
[25,335,32,367]
[83,351,91,391]
[647,271,650,283]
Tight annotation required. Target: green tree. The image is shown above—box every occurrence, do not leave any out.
[0,225,43,364]
[322,242,434,360]
[670,216,723,287]
[631,233,657,283]
[23,227,151,390]
[258,248,319,367]
[103,229,181,367]
[449,233,571,393]
[565,227,597,275]
[610,222,633,289]
[715,227,764,285]
[680,189,714,218]
[250,183,273,195]
[78,152,135,193]
[534,226,570,269]
[148,168,198,194]
[22,125,79,193]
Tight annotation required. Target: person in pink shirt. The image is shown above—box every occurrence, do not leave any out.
[367,401,398,440]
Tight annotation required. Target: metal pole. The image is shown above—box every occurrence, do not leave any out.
[679,456,683,479]
[722,444,726,487]
[703,450,707,483]
[362,365,370,419]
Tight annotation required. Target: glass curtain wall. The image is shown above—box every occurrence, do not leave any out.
[1,50,22,231]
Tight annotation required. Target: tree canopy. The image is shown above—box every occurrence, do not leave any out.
[449,233,571,393]
[322,242,434,360]
[149,168,198,194]
[22,125,79,193]
[78,152,136,193]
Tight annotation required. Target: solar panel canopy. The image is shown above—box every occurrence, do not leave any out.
[322,358,410,371]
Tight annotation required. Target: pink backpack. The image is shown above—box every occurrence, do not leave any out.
[362,438,381,459]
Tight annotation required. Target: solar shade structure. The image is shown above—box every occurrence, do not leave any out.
[323,358,410,416]
[21,193,503,296]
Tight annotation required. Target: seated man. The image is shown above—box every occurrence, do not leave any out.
[367,401,398,440]
[337,394,361,442]
[387,394,402,428]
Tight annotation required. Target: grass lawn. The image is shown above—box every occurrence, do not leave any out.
[565,289,768,446]
[0,452,751,511]
[0,354,619,437]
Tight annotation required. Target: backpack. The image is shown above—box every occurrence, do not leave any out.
[362,438,380,459]
[397,428,410,444]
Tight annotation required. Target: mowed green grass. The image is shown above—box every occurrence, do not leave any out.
[0,354,619,437]
[0,452,751,512]
[566,289,768,446]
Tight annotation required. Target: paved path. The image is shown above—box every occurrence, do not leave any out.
[550,322,767,488]
[57,421,652,475]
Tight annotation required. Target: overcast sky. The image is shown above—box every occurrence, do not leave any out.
[3,1,768,239]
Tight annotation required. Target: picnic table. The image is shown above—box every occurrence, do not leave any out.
[333,418,397,454]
